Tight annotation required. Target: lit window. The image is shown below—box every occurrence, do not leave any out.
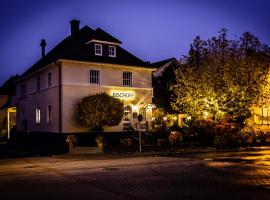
[109,46,116,57]
[123,106,132,131]
[47,105,52,123]
[48,72,52,87]
[95,44,102,56]
[89,69,100,84]
[20,83,26,98]
[37,75,40,91]
[123,72,132,86]
[36,107,41,124]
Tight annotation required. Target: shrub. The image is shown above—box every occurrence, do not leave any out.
[168,131,182,145]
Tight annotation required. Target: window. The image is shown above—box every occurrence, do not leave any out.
[123,72,132,86]
[95,44,102,56]
[109,46,116,57]
[123,106,132,131]
[259,106,270,125]
[47,105,52,123]
[20,83,26,98]
[37,75,40,91]
[36,107,41,124]
[48,72,52,87]
[89,69,100,84]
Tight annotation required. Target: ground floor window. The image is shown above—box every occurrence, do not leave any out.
[36,107,41,124]
[260,106,270,124]
[123,106,132,131]
[47,105,52,123]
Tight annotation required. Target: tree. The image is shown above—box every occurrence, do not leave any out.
[78,93,124,131]
[171,29,270,124]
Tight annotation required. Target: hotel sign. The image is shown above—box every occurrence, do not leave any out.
[112,91,135,99]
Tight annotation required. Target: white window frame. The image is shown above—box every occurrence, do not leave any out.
[109,46,116,57]
[89,69,100,85]
[95,44,102,56]
[123,71,132,87]
[36,107,41,124]
[47,105,52,123]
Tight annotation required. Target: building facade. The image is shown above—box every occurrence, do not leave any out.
[16,20,154,133]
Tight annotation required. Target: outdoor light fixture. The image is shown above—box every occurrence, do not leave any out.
[163,117,167,121]
[152,117,155,121]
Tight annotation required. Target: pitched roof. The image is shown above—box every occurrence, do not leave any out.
[92,28,121,44]
[0,75,19,96]
[20,25,151,78]
[151,58,177,68]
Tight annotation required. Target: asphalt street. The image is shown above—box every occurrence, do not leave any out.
[0,152,269,200]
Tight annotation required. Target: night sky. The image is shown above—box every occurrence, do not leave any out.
[0,0,270,85]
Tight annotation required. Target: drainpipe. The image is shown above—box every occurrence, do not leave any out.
[7,108,10,139]
[55,60,62,133]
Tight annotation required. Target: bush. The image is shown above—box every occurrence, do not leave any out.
[168,131,182,145]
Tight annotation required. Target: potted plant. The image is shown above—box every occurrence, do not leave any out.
[95,135,104,150]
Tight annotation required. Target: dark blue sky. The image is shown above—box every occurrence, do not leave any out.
[0,0,270,85]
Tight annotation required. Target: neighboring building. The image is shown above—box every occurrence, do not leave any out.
[152,58,179,112]
[152,58,188,127]
[0,75,19,139]
[16,20,155,134]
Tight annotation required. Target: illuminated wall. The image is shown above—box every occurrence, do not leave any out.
[61,60,154,133]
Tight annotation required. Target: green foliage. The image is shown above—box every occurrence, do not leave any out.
[78,93,124,131]
[171,29,270,124]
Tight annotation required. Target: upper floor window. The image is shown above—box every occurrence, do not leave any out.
[109,46,116,57]
[123,72,132,86]
[20,83,26,98]
[37,75,40,91]
[47,105,52,123]
[95,44,102,56]
[48,72,52,87]
[89,69,100,84]
[36,107,41,124]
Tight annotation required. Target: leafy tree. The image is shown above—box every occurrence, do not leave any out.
[78,93,124,131]
[171,29,270,124]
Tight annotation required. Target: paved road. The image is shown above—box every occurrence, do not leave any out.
[179,147,270,167]
[0,155,269,200]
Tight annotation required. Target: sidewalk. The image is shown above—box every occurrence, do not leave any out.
[55,145,270,160]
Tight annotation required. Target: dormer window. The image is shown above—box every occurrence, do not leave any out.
[109,46,116,57]
[95,44,102,56]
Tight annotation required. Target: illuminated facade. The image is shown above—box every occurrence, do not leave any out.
[16,20,154,133]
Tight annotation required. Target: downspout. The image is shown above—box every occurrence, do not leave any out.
[55,60,62,133]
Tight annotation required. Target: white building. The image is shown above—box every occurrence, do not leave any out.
[16,20,155,134]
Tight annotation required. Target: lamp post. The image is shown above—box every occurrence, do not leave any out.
[138,114,143,152]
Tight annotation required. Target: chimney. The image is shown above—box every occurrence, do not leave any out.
[40,39,46,58]
[70,19,80,36]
